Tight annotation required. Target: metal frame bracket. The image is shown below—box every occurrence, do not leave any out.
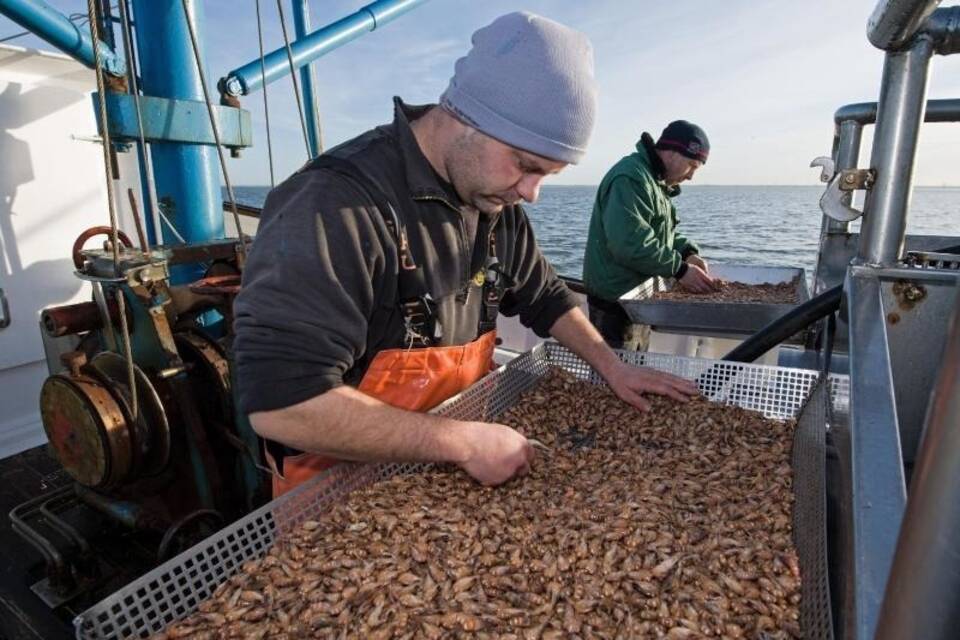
[810,156,869,223]
[838,168,877,191]
[92,93,253,149]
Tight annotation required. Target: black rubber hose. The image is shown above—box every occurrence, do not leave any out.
[722,284,843,363]
[719,239,957,364]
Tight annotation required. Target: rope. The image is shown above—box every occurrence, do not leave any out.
[255,0,276,188]
[87,0,138,418]
[276,0,313,159]
[179,0,248,255]
[115,288,138,419]
[85,0,121,273]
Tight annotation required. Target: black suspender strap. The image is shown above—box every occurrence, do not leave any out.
[476,217,515,336]
[302,155,440,347]
[301,154,508,343]
[477,230,501,335]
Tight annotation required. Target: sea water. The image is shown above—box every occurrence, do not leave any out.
[232,185,959,280]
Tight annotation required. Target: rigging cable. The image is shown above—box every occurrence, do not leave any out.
[116,0,162,245]
[255,0,276,188]
[179,0,248,257]
[85,0,121,272]
[158,209,188,244]
[86,0,137,418]
[275,0,313,159]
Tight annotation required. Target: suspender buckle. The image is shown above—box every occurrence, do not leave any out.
[478,256,507,334]
[401,294,441,347]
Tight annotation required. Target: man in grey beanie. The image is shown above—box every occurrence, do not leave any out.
[235,12,698,496]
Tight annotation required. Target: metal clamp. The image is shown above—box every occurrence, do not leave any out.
[0,287,9,328]
[838,168,876,191]
[94,93,253,149]
[810,156,867,223]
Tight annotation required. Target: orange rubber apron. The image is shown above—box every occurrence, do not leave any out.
[268,330,496,498]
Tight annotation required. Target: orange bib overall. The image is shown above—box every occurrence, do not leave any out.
[269,331,496,498]
[265,154,502,499]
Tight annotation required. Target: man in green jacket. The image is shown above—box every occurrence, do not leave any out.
[582,120,717,348]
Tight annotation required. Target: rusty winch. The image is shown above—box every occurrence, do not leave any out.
[18,226,267,604]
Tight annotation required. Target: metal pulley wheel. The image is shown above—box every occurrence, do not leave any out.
[88,351,171,477]
[39,351,171,488]
[40,357,132,488]
[175,330,232,424]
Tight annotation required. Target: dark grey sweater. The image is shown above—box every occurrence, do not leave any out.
[233,98,577,415]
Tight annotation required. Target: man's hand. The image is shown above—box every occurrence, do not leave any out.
[547,307,698,412]
[685,253,709,273]
[250,386,536,488]
[454,422,535,486]
[605,361,700,411]
[678,263,718,293]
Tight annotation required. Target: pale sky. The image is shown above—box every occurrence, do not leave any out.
[3,1,959,186]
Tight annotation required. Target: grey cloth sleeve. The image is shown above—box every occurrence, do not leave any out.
[498,206,578,337]
[233,170,392,415]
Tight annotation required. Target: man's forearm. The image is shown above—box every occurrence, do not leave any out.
[250,386,470,464]
[548,306,621,379]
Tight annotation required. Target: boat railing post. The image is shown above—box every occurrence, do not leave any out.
[812,120,863,296]
[831,121,863,233]
[868,0,941,50]
[857,36,934,266]
[814,97,960,295]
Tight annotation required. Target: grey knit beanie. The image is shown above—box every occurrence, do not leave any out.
[440,12,597,164]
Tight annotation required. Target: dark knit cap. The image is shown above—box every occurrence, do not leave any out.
[655,120,710,163]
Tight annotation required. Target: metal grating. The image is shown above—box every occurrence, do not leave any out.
[793,379,836,640]
[75,343,842,640]
[905,250,960,271]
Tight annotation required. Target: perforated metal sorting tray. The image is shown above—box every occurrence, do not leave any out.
[620,264,811,336]
[75,343,846,640]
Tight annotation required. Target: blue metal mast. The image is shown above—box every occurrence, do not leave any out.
[222,0,430,98]
[129,0,223,279]
[0,0,431,259]
[0,0,125,74]
[291,0,323,158]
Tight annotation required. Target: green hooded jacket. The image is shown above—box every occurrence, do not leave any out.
[582,134,699,301]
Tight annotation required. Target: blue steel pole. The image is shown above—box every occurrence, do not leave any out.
[0,0,126,75]
[117,0,158,245]
[291,0,322,157]
[130,0,223,280]
[222,0,429,97]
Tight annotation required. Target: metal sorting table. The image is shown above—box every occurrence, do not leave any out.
[619,264,811,336]
[74,343,846,640]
